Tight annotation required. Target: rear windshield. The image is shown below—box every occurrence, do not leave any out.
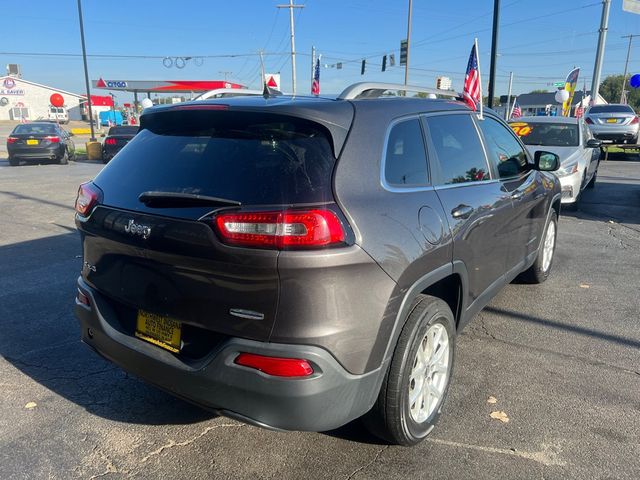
[588,105,635,114]
[108,126,138,135]
[510,122,579,147]
[94,111,336,207]
[13,124,57,135]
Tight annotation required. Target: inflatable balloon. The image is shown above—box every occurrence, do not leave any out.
[50,93,64,107]
[140,98,154,109]
[554,89,569,103]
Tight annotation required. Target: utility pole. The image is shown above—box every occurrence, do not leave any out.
[488,0,500,108]
[505,71,513,120]
[404,0,413,85]
[76,0,95,141]
[591,0,611,106]
[621,34,635,103]
[277,0,304,95]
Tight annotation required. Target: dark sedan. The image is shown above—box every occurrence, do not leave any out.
[102,126,139,163]
[7,122,75,166]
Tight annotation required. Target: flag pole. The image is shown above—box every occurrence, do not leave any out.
[475,37,484,120]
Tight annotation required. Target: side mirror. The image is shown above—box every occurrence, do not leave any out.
[534,151,560,171]
[586,138,601,148]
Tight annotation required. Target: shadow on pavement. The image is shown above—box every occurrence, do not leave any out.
[564,181,640,226]
[0,232,212,426]
[484,306,640,349]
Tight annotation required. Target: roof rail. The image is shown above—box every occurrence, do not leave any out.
[337,82,460,100]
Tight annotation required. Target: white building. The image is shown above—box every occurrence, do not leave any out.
[0,75,86,122]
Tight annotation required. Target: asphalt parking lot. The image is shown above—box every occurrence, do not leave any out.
[0,156,639,479]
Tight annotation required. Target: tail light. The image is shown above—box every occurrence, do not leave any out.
[44,136,61,143]
[214,209,346,250]
[234,353,314,377]
[631,116,639,125]
[585,117,594,124]
[105,138,117,145]
[75,182,102,216]
[6,136,18,144]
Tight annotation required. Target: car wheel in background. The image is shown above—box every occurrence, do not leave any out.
[363,294,455,446]
[59,151,69,165]
[520,211,558,284]
[587,168,597,189]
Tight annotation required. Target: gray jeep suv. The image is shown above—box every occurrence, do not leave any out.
[74,83,561,445]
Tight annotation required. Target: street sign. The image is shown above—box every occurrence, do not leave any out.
[400,40,408,66]
[553,82,565,87]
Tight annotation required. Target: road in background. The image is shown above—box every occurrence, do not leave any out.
[0,157,638,479]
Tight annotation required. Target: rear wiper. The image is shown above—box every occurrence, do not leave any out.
[138,191,241,208]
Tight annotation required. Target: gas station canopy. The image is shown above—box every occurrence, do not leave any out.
[92,78,245,93]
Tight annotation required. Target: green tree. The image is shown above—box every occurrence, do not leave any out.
[599,74,640,111]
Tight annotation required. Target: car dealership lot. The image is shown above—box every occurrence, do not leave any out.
[0,158,638,479]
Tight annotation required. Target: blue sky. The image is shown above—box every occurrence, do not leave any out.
[3,0,640,102]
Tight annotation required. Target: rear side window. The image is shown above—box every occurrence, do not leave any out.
[478,117,529,178]
[384,118,429,187]
[425,114,489,184]
[94,111,337,206]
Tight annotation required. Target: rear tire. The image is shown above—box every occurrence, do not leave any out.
[363,295,455,446]
[520,211,558,284]
[8,156,19,166]
[59,150,68,165]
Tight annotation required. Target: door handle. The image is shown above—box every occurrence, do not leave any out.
[511,190,524,200]
[451,204,474,219]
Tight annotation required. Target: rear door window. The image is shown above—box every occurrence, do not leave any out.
[384,118,429,187]
[94,111,337,208]
[424,114,490,184]
[477,117,529,178]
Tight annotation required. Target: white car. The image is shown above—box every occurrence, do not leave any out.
[509,116,601,207]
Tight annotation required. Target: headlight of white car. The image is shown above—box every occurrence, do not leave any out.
[556,161,578,177]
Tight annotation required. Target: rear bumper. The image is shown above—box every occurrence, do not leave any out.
[8,146,64,159]
[75,277,384,432]
[589,124,639,142]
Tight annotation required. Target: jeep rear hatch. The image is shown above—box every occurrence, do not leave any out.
[77,107,347,354]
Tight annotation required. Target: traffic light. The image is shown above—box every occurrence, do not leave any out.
[382,55,387,72]
[400,40,408,66]
[361,59,366,75]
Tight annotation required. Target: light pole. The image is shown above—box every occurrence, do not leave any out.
[404,0,413,85]
[621,34,635,103]
[488,0,501,108]
[77,0,95,141]
[591,0,611,106]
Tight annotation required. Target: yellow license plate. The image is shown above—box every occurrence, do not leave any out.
[606,118,617,123]
[135,310,181,353]
[26,139,39,145]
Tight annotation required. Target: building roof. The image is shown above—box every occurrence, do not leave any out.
[0,75,85,98]
[501,91,603,107]
[510,115,579,124]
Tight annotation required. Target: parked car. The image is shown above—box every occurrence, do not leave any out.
[585,103,639,144]
[74,83,561,446]
[509,116,600,207]
[102,125,139,163]
[7,122,75,166]
[47,106,69,124]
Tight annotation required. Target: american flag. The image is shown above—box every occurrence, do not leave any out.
[311,58,320,96]
[511,99,522,118]
[463,44,481,111]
